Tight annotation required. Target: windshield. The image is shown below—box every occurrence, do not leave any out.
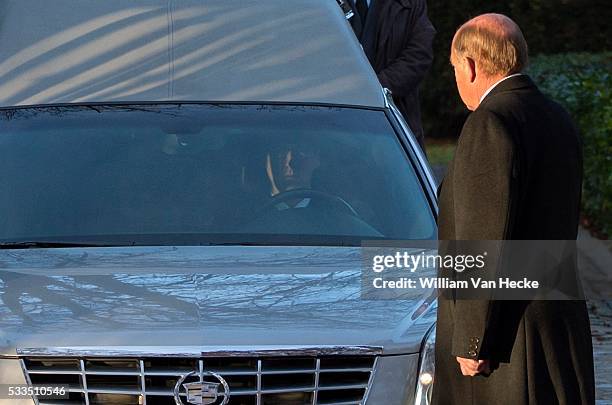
[0,104,435,246]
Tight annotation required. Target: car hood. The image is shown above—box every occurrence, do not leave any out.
[0,246,436,356]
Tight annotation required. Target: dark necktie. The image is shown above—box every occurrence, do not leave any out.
[356,0,368,26]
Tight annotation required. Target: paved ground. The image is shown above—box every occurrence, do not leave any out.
[431,164,612,403]
[590,298,612,404]
[579,230,612,404]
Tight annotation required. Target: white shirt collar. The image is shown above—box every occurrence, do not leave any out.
[479,73,523,103]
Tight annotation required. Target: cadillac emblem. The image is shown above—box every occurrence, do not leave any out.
[173,370,230,405]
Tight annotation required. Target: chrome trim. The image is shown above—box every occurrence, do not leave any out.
[199,359,204,384]
[382,87,392,108]
[174,371,195,405]
[256,359,262,405]
[19,358,39,405]
[312,358,321,405]
[17,345,383,358]
[79,359,90,405]
[361,356,378,405]
[139,360,147,405]
[19,348,379,404]
[173,370,230,405]
[383,87,439,197]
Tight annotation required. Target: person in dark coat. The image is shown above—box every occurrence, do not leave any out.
[348,0,435,149]
[432,13,595,404]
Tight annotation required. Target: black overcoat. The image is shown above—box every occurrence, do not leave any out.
[432,75,595,404]
[349,0,435,146]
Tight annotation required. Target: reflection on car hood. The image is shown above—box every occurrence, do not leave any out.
[0,246,436,356]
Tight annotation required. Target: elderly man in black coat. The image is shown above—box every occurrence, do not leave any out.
[432,13,595,404]
[348,0,435,149]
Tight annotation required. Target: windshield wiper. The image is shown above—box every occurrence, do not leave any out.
[0,241,126,249]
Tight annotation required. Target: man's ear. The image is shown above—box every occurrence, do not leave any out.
[466,57,477,83]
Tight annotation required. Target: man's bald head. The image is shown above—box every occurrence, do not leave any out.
[451,13,528,77]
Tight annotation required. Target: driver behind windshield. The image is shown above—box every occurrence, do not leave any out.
[265,141,320,209]
[238,137,382,237]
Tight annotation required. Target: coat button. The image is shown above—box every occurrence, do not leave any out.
[469,337,480,344]
[468,350,477,357]
[469,344,478,351]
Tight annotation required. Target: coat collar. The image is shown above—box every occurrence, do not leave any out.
[395,0,413,7]
[483,74,537,101]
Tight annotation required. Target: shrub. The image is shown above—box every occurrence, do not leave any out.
[527,53,612,236]
[421,0,612,140]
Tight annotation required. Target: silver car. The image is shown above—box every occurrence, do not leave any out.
[0,0,438,404]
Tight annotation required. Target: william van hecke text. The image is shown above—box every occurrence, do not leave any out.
[372,277,539,289]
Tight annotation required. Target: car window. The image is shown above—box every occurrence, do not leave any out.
[0,104,435,246]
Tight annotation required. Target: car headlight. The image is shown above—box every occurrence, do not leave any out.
[414,324,435,405]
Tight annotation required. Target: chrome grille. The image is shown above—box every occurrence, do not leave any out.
[21,355,377,405]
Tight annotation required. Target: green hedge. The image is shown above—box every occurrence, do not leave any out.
[419,1,611,235]
[527,53,612,236]
[421,0,612,140]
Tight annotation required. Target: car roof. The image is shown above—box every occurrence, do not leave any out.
[0,0,385,109]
